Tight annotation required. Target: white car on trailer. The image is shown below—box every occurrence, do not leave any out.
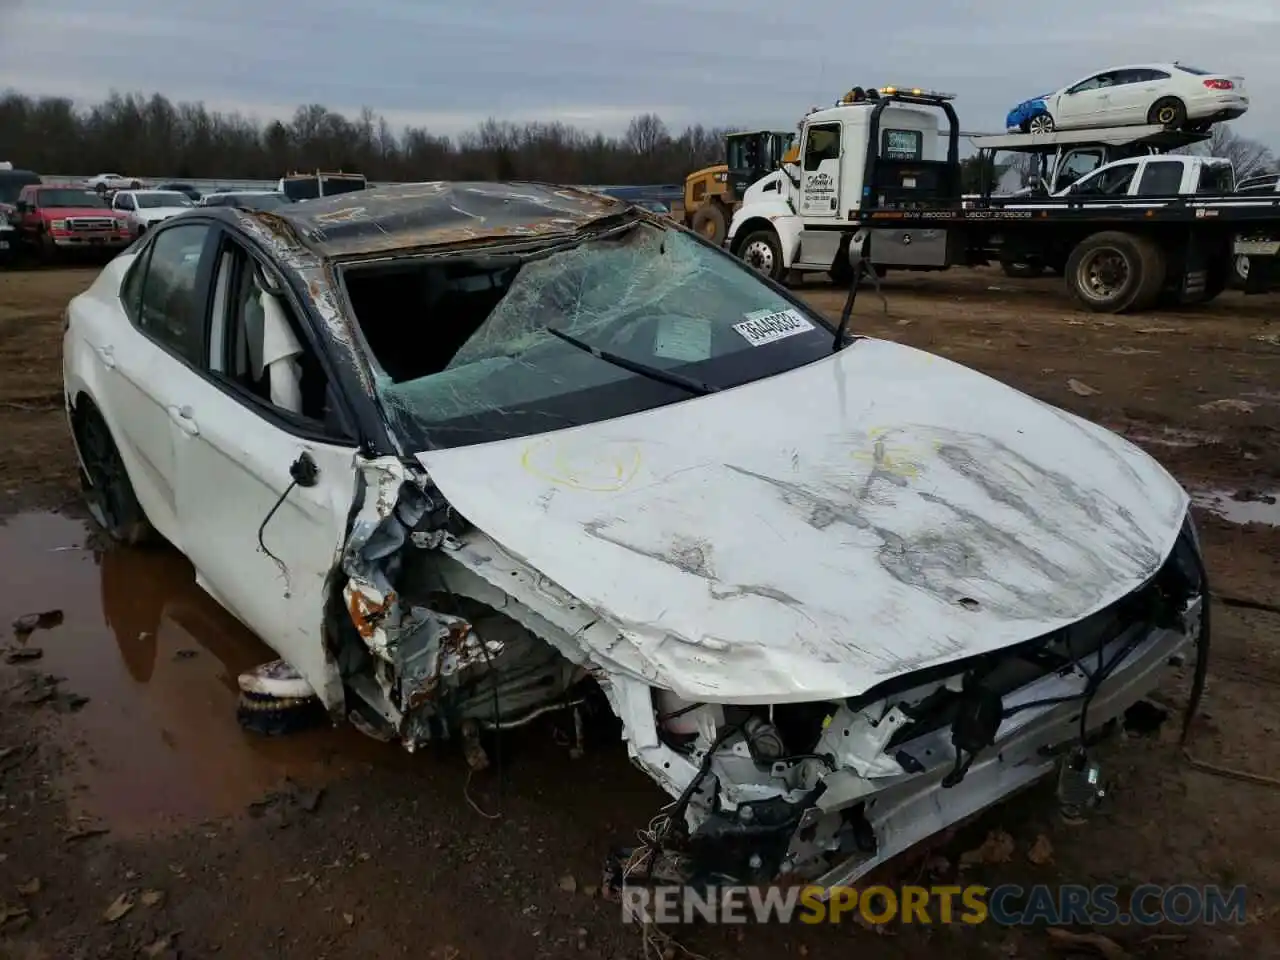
[1005,63,1248,134]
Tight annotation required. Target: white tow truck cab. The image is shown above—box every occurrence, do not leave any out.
[727,86,961,282]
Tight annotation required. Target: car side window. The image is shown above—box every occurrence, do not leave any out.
[120,243,152,321]
[803,123,841,171]
[1136,161,1185,195]
[135,223,213,365]
[1111,70,1151,86]
[1069,73,1113,94]
[1056,150,1104,189]
[207,239,339,431]
[116,196,135,211]
[1071,162,1138,196]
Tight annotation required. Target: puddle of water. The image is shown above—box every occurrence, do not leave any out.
[0,511,399,835]
[1192,489,1280,527]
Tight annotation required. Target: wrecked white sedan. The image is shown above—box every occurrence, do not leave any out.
[62,182,1208,891]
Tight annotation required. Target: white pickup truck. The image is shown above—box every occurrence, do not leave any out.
[999,154,1235,276]
[1023,154,1234,203]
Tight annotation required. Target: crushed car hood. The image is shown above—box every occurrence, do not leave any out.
[418,338,1188,703]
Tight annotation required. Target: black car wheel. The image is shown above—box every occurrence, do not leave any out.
[1148,98,1188,129]
[75,404,155,545]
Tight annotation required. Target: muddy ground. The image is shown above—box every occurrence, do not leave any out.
[1,265,1279,959]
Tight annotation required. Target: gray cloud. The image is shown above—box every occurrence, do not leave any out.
[1,0,1276,146]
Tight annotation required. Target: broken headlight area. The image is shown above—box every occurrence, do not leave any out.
[622,518,1206,892]
[327,463,600,757]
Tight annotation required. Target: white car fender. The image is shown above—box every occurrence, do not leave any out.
[728,200,805,269]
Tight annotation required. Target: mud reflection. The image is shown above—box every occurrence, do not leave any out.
[1192,489,1280,527]
[0,511,399,834]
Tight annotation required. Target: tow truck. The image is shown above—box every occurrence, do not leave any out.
[726,86,1280,312]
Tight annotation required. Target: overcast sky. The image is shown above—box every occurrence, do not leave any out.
[1,0,1277,147]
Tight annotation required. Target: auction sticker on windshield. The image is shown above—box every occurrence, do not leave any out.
[733,308,815,347]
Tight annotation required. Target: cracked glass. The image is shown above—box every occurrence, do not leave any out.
[364,222,837,450]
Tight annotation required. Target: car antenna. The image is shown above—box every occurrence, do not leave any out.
[832,236,888,350]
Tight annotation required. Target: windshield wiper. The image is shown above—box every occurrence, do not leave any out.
[544,326,715,396]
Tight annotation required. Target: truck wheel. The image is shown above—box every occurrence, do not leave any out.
[738,229,785,282]
[690,204,728,246]
[1232,255,1250,289]
[1065,232,1165,313]
[1148,97,1187,129]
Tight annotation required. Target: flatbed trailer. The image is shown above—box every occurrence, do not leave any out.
[855,193,1280,312]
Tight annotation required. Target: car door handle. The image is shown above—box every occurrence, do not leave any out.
[96,345,116,370]
[167,404,199,436]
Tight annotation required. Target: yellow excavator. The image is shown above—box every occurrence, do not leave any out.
[683,130,796,246]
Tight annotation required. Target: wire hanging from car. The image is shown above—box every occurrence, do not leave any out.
[256,479,298,593]
[832,241,888,351]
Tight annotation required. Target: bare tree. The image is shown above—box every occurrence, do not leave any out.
[1195,124,1274,178]
[625,113,670,158]
[0,87,729,185]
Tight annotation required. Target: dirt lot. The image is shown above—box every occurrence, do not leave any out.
[2,265,1279,959]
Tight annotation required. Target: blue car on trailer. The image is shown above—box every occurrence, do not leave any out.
[1006,95,1055,133]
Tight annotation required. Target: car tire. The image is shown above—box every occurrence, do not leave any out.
[690,203,729,246]
[1065,231,1165,313]
[130,180,141,189]
[74,402,156,546]
[38,233,56,265]
[1148,97,1187,129]
[94,182,108,195]
[737,228,785,282]
[1025,113,1055,134]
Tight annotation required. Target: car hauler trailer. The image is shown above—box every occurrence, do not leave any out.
[727,86,1280,312]
[967,124,1212,201]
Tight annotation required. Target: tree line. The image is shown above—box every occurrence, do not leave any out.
[0,90,733,184]
[3,88,1274,189]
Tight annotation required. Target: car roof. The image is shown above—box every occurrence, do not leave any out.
[271,181,625,259]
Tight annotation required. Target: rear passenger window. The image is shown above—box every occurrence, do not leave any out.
[136,223,212,365]
[1197,165,1234,194]
[1136,161,1185,196]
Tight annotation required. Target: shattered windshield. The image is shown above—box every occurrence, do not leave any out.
[343,222,836,450]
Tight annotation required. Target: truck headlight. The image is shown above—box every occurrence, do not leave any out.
[51,219,68,230]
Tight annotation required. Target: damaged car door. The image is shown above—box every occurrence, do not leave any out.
[170,229,361,708]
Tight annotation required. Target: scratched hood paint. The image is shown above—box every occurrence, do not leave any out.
[417,338,1189,703]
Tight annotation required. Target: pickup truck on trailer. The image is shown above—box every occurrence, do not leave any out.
[965,124,1215,202]
[726,87,1280,312]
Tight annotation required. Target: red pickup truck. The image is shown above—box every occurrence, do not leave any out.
[13,185,132,260]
